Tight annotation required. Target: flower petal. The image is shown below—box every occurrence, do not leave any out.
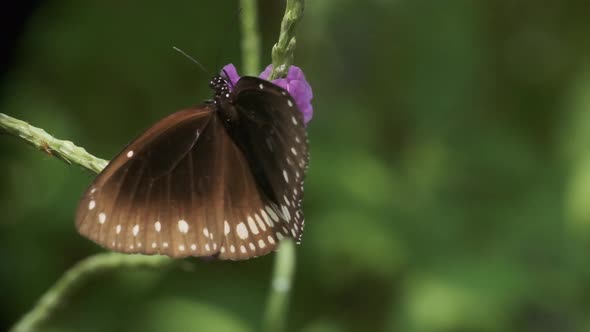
[286,65,306,81]
[274,66,313,124]
[259,65,274,80]
[221,64,240,87]
[288,80,313,124]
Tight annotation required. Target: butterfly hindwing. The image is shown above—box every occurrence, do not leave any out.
[215,127,286,259]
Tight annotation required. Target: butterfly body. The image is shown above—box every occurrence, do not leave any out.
[76,75,308,260]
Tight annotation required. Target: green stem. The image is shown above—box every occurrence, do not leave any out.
[9,253,172,332]
[0,113,107,173]
[269,0,305,80]
[255,2,303,331]
[263,240,296,332]
[240,0,261,76]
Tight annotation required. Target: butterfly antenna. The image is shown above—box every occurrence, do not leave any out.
[173,46,212,76]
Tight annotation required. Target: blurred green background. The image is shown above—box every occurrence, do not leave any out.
[2,0,590,331]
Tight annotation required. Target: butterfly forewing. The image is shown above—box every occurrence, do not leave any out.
[230,77,309,242]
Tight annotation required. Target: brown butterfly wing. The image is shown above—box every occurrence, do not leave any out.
[76,105,290,259]
[229,77,309,243]
[76,106,213,256]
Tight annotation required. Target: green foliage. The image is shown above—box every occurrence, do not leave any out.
[139,298,252,332]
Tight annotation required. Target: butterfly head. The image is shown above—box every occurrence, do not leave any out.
[209,76,232,105]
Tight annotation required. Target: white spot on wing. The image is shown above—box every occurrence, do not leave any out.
[291,147,297,155]
[116,224,122,234]
[292,116,298,125]
[98,213,106,224]
[283,170,289,183]
[191,244,197,251]
[237,222,249,239]
[127,150,134,158]
[88,200,96,210]
[179,244,185,251]
[281,205,291,221]
[203,227,209,237]
[258,239,266,248]
[287,99,293,107]
[155,221,161,232]
[266,206,279,222]
[247,216,259,234]
[261,209,273,226]
[240,245,247,253]
[255,214,266,231]
[224,220,230,235]
[259,83,264,89]
[178,219,189,234]
[132,224,139,236]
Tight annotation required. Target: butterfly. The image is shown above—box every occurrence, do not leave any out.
[75,70,309,260]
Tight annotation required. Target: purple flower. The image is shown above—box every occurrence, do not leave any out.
[221,64,313,125]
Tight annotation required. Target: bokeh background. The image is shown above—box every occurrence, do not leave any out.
[2,0,590,331]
